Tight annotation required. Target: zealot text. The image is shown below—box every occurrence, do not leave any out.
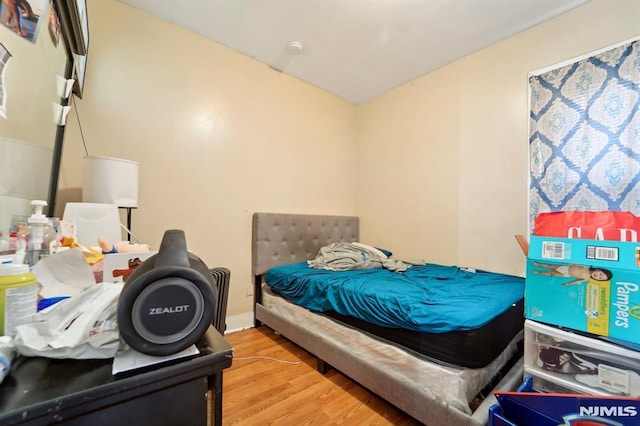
[149,305,190,315]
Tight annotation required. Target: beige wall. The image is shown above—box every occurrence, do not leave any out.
[57,0,640,325]
[357,0,640,277]
[58,0,357,320]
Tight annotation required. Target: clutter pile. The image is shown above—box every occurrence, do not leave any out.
[491,211,640,426]
[0,200,154,367]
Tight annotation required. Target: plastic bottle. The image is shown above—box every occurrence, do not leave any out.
[7,231,17,252]
[0,264,38,336]
[0,233,7,253]
[45,219,60,255]
[24,200,55,267]
[0,336,16,384]
[13,224,28,264]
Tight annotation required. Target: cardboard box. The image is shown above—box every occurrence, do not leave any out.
[526,236,640,345]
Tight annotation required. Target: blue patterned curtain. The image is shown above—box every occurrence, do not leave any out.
[529,40,640,230]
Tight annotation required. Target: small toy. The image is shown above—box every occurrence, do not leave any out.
[97,236,151,254]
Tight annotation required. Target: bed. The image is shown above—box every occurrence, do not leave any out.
[252,212,525,425]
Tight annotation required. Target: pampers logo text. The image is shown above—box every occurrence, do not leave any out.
[614,282,639,328]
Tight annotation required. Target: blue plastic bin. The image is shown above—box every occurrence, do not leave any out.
[491,376,640,426]
[489,377,538,425]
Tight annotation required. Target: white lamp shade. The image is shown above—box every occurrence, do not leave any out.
[83,156,139,208]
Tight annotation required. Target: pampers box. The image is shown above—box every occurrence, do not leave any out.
[526,236,640,345]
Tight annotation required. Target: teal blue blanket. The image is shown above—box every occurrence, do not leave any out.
[265,262,525,333]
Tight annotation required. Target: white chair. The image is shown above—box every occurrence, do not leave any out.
[62,203,122,247]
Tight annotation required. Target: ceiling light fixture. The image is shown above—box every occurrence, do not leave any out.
[286,41,304,55]
[269,41,304,73]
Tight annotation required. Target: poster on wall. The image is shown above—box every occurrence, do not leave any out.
[0,0,48,43]
[48,0,61,46]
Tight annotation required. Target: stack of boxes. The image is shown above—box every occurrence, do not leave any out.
[490,231,640,425]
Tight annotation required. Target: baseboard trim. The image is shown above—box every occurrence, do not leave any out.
[224,312,255,334]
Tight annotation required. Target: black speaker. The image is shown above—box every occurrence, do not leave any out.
[117,230,217,356]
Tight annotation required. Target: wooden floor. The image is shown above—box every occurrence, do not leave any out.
[221,327,421,425]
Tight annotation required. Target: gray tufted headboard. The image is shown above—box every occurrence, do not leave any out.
[252,212,359,277]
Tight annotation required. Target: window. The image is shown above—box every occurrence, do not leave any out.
[529,39,640,230]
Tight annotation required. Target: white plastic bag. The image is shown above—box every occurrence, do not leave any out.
[13,283,124,359]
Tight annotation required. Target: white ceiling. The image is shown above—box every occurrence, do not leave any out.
[117,0,589,104]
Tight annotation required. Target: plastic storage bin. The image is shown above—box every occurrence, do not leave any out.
[524,319,640,397]
[490,376,640,426]
[489,377,539,426]
[488,405,516,426]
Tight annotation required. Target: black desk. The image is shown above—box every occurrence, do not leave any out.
[0,327,233,425]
